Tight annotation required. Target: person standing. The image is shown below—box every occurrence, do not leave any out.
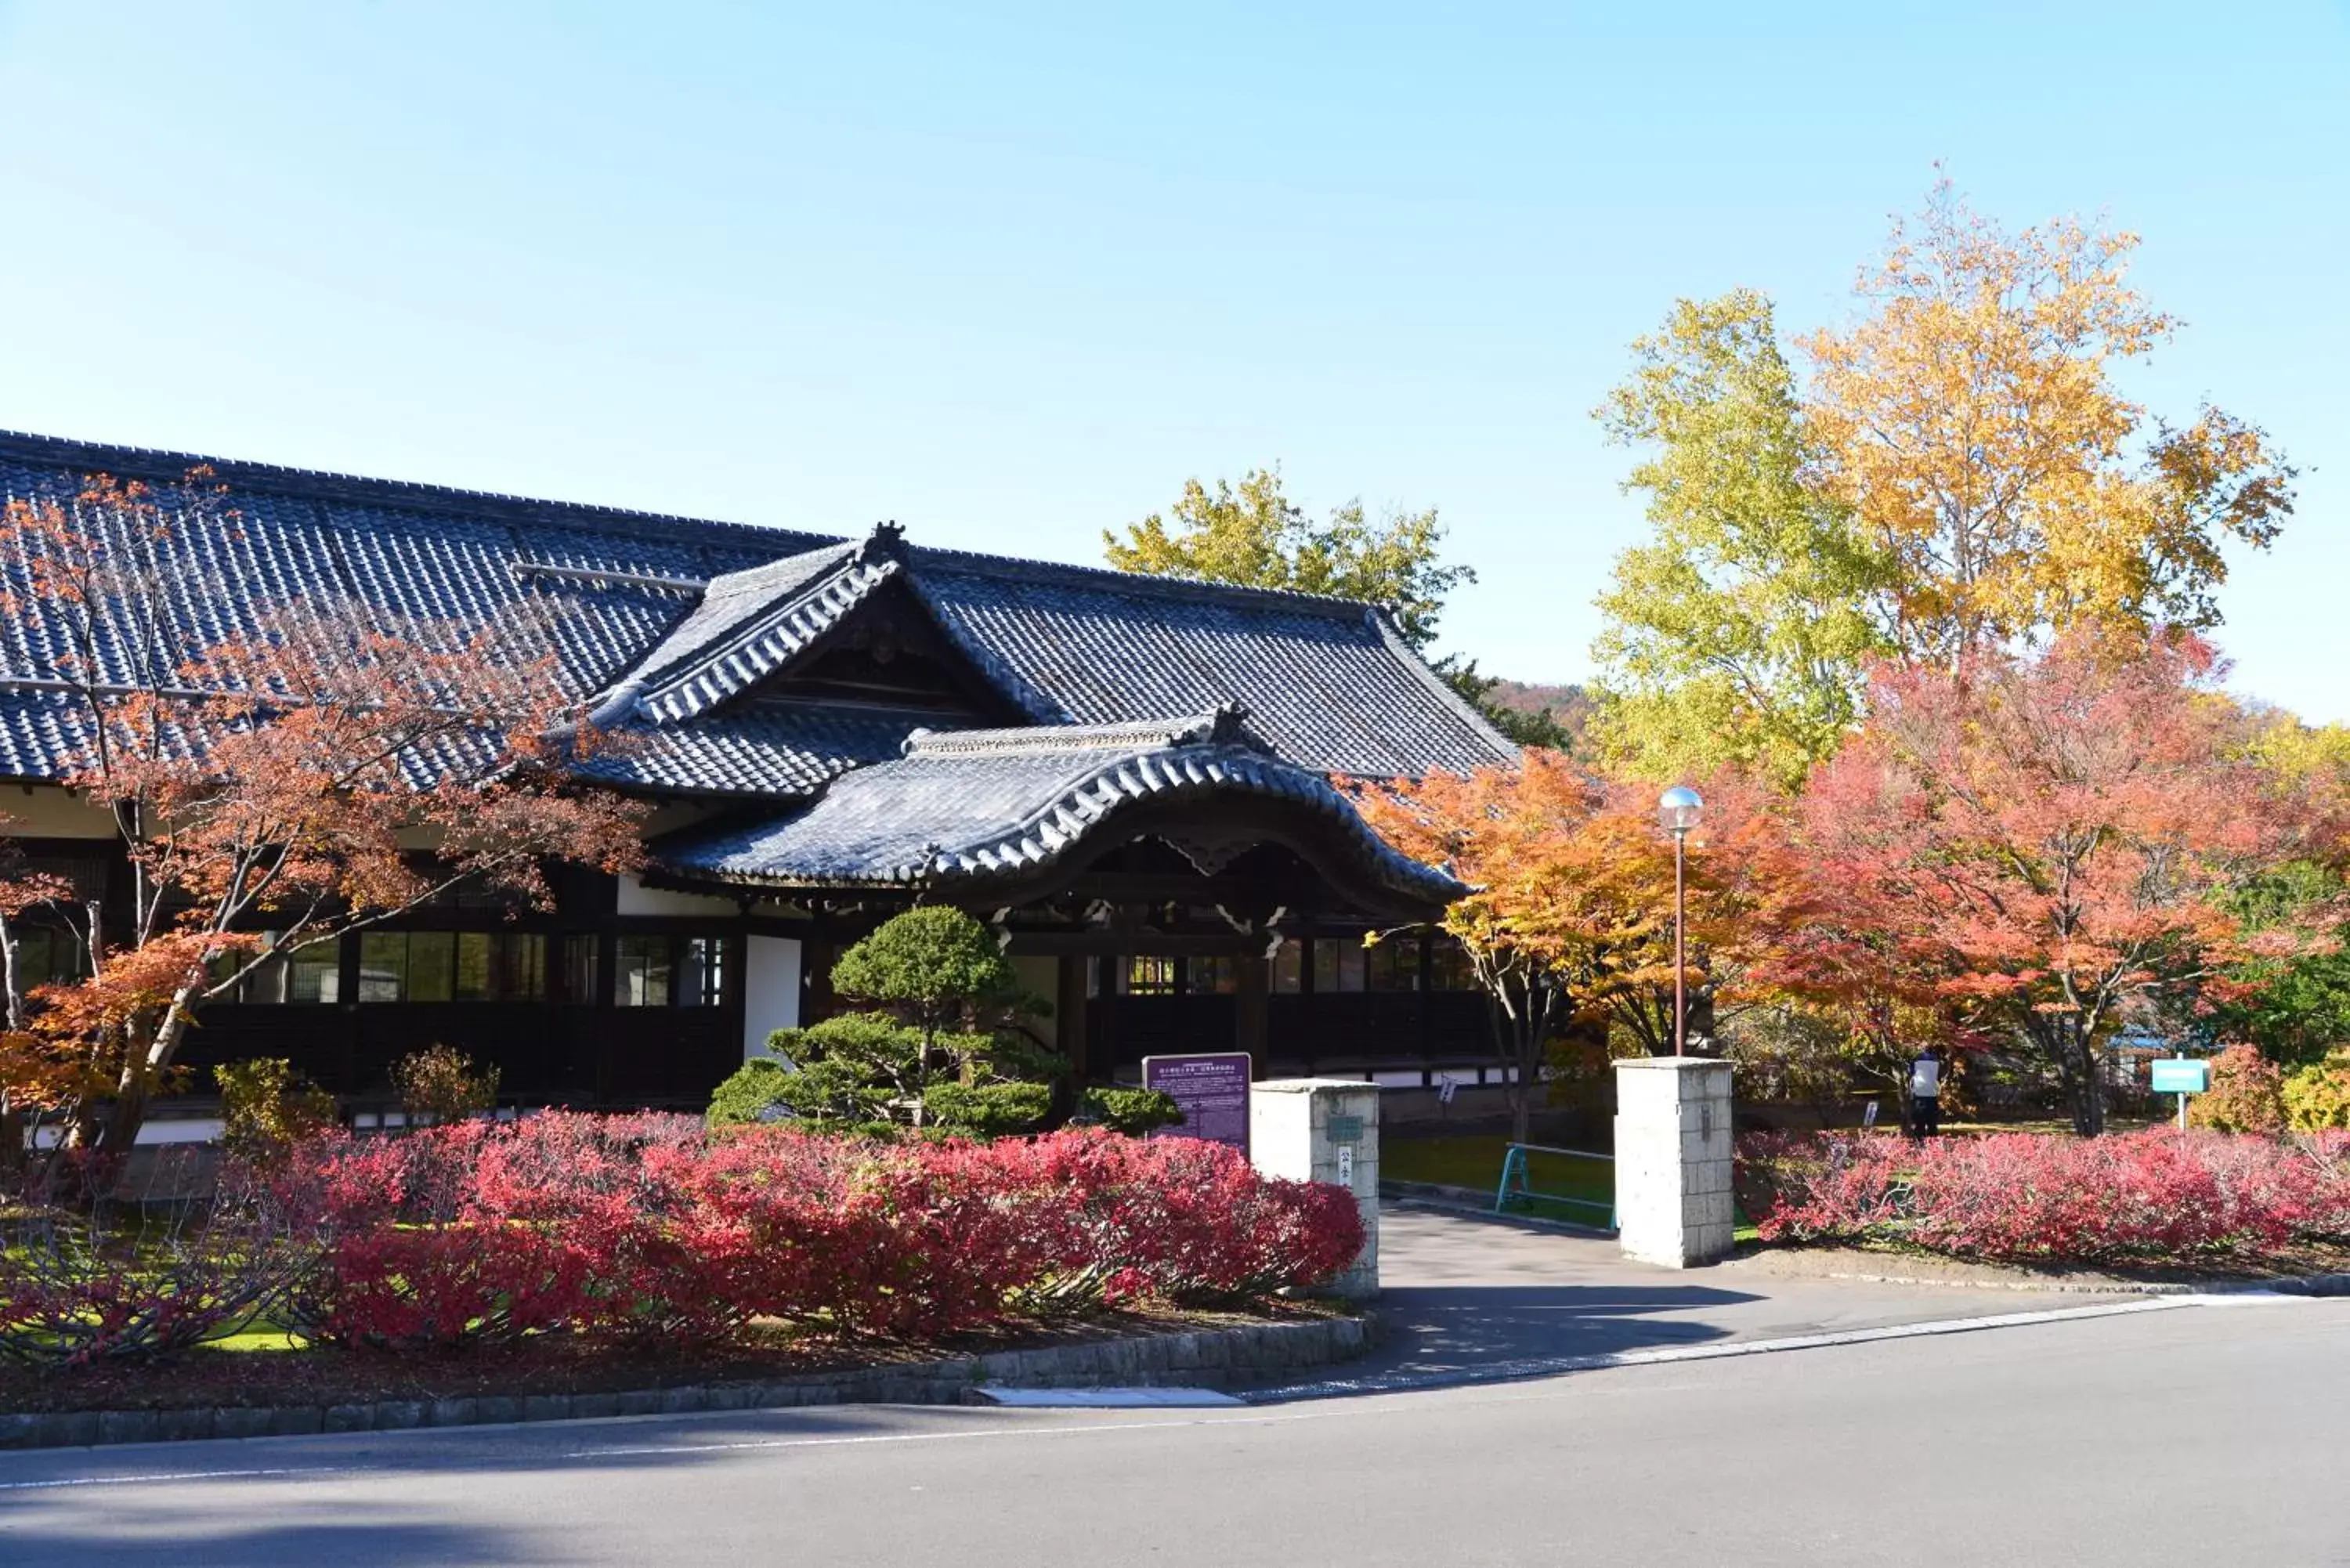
[1907,1046,1943,1137]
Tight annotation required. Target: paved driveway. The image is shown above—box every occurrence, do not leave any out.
[1341,1202,2145,1387]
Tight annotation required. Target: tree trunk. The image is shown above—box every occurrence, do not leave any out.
[2048,1018,2105,1138]
[2071,1027,2106,1138]
[97,988,199,1153]
[1487,985,1543,1146]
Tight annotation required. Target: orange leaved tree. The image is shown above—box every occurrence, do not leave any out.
[1354,752,1809,1141]
[0,473,647,1155]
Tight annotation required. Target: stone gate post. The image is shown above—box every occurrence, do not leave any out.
[1250,1078,1379,1299]
[1612,1057,1734,1268]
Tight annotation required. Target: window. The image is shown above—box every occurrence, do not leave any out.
[287,942,341,1005]
[407,932,457,1003]
[1271,940,1303,995]
[356,930,544,1003]
[680,937,726,1008]
[562,934,600,1004]
[212,934,287,1004]
[1311,938,1367,994]
[457,933,544,1003]
[1368,939,1422,992]
[1187,956,1238,995]
[11,926,85,991]
[357,932,409,1003]
[615,935,671,1007]
[1428,936,1477,992]
[1123,956,1177,996]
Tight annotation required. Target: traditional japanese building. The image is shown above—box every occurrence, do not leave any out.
[0,431,1519,1117]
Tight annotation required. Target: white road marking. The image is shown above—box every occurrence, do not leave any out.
[0,1465,356,1494]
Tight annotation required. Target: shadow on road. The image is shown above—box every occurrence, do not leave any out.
[1329,1281,1760,1386]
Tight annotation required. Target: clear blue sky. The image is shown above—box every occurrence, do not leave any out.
[2,2,2343,717]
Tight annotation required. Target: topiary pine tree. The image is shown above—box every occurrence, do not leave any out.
[829,906,1053,1076]
[710,907,1063,1133]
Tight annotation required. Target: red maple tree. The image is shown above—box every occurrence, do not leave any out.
[1793,630,2340,1135]
[0,473,647,1157]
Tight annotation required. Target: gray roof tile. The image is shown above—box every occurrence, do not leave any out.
[658,710,1465,901]
[0,432,1515,800]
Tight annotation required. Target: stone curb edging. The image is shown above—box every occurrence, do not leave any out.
[1787,1267,2350,1298]
[1239,1296,2195,1404]
[0,1314,1378,1454]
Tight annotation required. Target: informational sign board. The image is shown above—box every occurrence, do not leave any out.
[1141,1052,1253,1155]
[2149,1059,2211,1094]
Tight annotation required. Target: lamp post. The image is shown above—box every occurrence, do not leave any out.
[1658,786,1704,1057]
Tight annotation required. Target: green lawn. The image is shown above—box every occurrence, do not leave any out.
[1383,1134,1614,1221]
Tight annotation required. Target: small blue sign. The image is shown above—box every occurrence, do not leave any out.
[2149,1059,2210,1094]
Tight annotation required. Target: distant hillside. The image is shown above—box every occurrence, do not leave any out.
[1484,680,1586,716]
[1475,679,1592,750]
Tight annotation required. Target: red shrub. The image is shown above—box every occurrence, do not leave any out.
[1737,1131,1908,1245]
[1737,1128,2350,1264]
[278,1117,1363,1351]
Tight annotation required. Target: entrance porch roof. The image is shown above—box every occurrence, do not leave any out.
[652,706,1463,910]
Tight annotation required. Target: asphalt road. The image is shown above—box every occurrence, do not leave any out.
[3,1296,2345,1567]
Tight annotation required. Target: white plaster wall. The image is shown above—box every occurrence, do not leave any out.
[1,785,118,838]
[616,873,740,918]
[1009,955,1059,1050]
[743,934,803,1063]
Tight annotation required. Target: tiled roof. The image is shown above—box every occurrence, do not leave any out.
[903,551,1513,777]
[656,709,1466,903]
[597,539,889,724]
[571,701,931,798]
[0,431,1515,797]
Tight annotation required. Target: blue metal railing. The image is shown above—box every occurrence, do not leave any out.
[1493,1141,1616,1230]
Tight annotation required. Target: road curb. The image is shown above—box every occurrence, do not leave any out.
[1762,1266,2350,1298]
[0,1314,1379,1453]
[1242,1296,2211,1403]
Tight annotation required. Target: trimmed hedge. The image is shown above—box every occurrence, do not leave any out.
[1737,1128,2350,1264]
[267,1115,1361,1350]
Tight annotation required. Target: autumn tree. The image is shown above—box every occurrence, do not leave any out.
[1105,468,1564,748]
[1794,630,2336,1136]
[0,475,648,1153]
[1592,291,1896,788]
[1592,181,2295,782]
[1354,753,1805,1141]
[2202,720,2350,1064]
[1804,179,2294,670]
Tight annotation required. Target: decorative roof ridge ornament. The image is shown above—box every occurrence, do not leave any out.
[858,519,906,565]
[899,703,1260,760]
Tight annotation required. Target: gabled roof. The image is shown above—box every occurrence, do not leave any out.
[656,707,1466,905]
[591,535,896,725]
[0,430,1517,797]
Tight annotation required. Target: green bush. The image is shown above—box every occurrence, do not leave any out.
[2282,1050,2350,1131]
[1080,1086,1184,1136]
[708,1058,799,1128]
[922,1082,1054,1137]
[215,1057,338,1162]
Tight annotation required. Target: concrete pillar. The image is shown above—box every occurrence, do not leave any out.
[1249,1078,1379,1299]
[1612,1057,1734,1268]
